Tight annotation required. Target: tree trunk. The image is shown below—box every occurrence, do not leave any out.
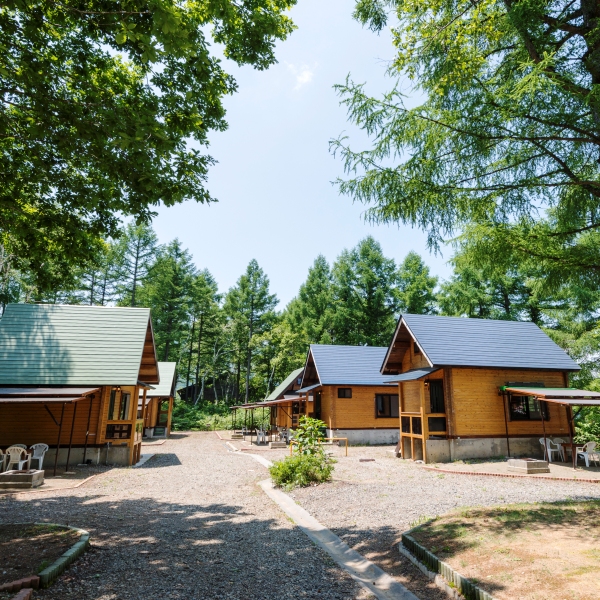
[185,316,196,402]
[244,297,255,404]
[194,313,204,389]
[89,271,96,305]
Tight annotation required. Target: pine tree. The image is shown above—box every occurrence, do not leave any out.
[397,252,438,315]
[331,237,398,346]
[224,260,278,403]
[114,223,159,307]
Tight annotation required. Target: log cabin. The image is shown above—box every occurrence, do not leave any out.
[294,344,400,444]
[380,314,581,463]
[264,367,305,430]
[0,303,164,468]
[140,362,177,438]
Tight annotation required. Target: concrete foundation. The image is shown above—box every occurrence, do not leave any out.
[508,458,550,473]
[45,445,131,467]
[424,437,544,463]
[327,429,399,445]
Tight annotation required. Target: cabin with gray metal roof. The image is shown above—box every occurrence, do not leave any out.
[381,314,581,464]
[0,303,167,468]
[272,344,400,445]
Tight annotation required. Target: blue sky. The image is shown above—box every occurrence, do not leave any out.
[153,0,452,307]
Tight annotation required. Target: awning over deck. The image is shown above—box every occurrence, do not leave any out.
[0,387,99,403]
[297,383,321,393]
[231,397,308,410]
[502,387,600,405]
[384,367,441,383]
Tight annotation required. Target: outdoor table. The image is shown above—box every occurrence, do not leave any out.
[560,442,578,459]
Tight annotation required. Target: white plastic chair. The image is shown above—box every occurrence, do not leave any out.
[5,446,30,471]
[29,444,49,470]
[576,442,599,468]
[553,438,567,461]
[12,444,27,449]
[256,429,267,444]
[539,438,561,463]
[0,450,5,473]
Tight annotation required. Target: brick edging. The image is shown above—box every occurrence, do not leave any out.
[422,466,600,483]
[36,524,91,588]
[401,524,497,600]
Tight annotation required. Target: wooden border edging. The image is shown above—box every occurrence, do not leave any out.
[37,524,91,588]
[400,525,497,600]
[422,465,600,483]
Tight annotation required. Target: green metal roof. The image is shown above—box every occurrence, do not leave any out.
[146,362,177,397]
[0,304,153,386]
[265,367,303,401]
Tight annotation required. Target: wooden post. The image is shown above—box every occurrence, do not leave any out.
[83,396,93,464]
[420,381,428,463]
[568,404,576,470]
[540,399,549,461]
[502,391,511,458]
[65,401,78,472]
[53,403,66,476]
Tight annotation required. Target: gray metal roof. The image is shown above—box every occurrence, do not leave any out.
[399,314,580,371]
[385,367,440,383]
[265,367,303,401]
[310,344,396,386]
[145,362,177,397]
[0,304,153,385]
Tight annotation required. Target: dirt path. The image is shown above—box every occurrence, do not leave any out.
[1,433,366,600]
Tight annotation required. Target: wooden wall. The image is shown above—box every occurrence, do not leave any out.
[321,385,399,429]
[450,368,570,437]
[0,392,102,448]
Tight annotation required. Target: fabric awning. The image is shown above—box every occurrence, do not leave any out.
[0,386,99,403]
[384,367,441,383]
[503,387,600,406]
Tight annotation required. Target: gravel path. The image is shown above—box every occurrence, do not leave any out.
[288,445,600,600]
[0,433,368,600]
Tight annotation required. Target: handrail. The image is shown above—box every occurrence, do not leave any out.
[289,437,348,457]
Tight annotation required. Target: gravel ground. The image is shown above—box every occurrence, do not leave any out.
[287,444,600,600]
[0,433,370,600]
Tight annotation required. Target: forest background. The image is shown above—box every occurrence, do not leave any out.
[2,222,598,437]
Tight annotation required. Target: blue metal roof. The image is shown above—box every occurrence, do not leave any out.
[297,383,321,393]
[310,344,396,386]
[385,367,440,383]
[399,314,580,371]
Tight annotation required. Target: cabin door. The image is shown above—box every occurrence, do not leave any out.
[157,400,170,426]
[314,391,322,420]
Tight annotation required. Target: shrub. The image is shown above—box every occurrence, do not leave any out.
[292,415,327,455]
[171,399,269,432]
[269,453,336,490]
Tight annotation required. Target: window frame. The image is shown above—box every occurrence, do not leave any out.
[508,394,550,421]
[375,394,400,418]
[337,388,352,398]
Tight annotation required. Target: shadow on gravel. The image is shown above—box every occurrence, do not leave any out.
[0,494,362,600]
[138,453,183,468]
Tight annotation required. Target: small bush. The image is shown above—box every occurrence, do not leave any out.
[171,399,269,432]
[269,453,336,490]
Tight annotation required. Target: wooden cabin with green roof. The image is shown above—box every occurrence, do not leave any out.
[0,303,164,467]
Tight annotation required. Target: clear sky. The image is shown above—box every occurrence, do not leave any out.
[152,0,452,307]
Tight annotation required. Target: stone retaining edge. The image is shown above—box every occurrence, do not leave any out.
[422,465,600,483]
[36,523,91,588]
[400,525,497,600]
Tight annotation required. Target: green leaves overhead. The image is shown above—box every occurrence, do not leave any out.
[0,0,297,287]
[334,0,600,267]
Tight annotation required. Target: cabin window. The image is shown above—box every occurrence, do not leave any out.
[375,394,400,418]
[108,389,131,421]
[428,417,447,432]
[413,341,421,354]
[297,378,302,386]
[401,416,411,433]
[338,388,352,398]
[509,395,549,421]
[429,380,445,413]
[292,402,300,415]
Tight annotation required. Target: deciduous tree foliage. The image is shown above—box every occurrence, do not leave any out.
[334,0,600,269]
[0,0,297,287]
